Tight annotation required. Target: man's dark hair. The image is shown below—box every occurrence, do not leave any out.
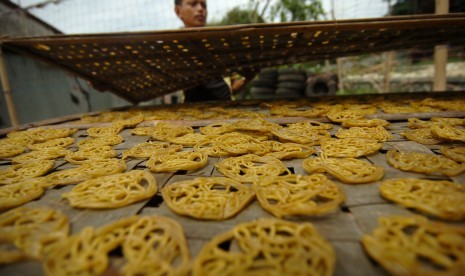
[175,0,182,5]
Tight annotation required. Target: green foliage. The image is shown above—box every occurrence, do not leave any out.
[216,7,265,26]
[269,0,325,22]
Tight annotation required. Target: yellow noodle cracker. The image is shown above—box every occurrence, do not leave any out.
[162,177,255,220]
[27,127,78,142]
[0,178,45,211]
[362,215,465,275]
[147,151,208,173]
[431,123,465,142]
[326,109,366,123]
[0,207,69,262]
[122,141,182,159]
[271,127,325,145]
[263,141,315,160]
[0,143,25,159]
[168,133,216,146]
[386,150,465,176]
[44,215,189,276]
[193,218,335,276]
[380,178,465,221]
[194,139,231,157]
[77,134,124,150]
[216,132,269,155]
[287,120,334,130]
[64,146,117,164]
[440,146,465,163]
[336,126,392,142]
[45,158,126,186]
[151,122,194,141]
[231,118,280,133]
[321,138,383,158]
[12,148,70,164]
[0,160,55,185]
[199,122,234,135]
[254,174,345,218]
[27,137,75,151]
[303,157,384,184]
[87,124,124,137]
[62,170,157,209]
[341,118,390,128]
[215,154,290,183]
[401,128,444,145]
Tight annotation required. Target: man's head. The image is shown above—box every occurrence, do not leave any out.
[175,0,207,28]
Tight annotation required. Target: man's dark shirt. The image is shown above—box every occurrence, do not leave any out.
[183,78,231,102]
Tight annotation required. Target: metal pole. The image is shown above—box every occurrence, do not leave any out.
[0,47,20,127]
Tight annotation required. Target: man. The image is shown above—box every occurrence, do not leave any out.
[174,0,247,102]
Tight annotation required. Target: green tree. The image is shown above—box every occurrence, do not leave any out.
[217,7,265,26]
[269,0,325,22]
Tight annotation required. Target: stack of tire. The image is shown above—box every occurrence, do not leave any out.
[249,68,278,99]
[275,69,307,99]
[305,73,338,97]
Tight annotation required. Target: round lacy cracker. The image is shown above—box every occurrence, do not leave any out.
[0,143,25,159]
[193,218,335,276]
[263,141,315,160]
[440,146,465,163]
[326,109,366,123]
[231,118,281,133]
[216,132,269,155]
[0,206,69,262]
[27,127,78,142]
[151,122,194,141]
[362,215,465,275]
[380,178,465,221]
[6,131,35,146]
[12,148,70,164]
[302,157,384,184]
[44,215,190,276]
[147,151,208,173]
[0,160,55,185]
[162,177,255,220]
[122,141,183,159]
[199,122,234,135]
[386,150,465,176]
[87,124,124,137]
[45,158,126,186]
[0,178,46,211]
[287,120,334,130]
[27,137,75,151]
[77,134,124,150]
[64,146,117,164]
[62,170,157,209]
[336,126,392,142]
[271,127,327,145]
[194,139,231,157]
[254,174,345,218]
[215,154,290,183]
[431,123,465,143]
[401,128,444,145]
[167,133,216,146]
[321,138,383,158]
[341,118,390,128]
[269,104,331,117]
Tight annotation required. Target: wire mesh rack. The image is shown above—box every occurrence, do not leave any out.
[2,13,465,103]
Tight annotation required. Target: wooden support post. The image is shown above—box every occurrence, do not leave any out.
[383,51,394,93]
[433,0,449,91]
[0,47,20,127]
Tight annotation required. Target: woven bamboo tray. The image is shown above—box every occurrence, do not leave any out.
[0,91,464,275]
[2,14,465,103]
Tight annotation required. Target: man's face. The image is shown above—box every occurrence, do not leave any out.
[175,0,207,28]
